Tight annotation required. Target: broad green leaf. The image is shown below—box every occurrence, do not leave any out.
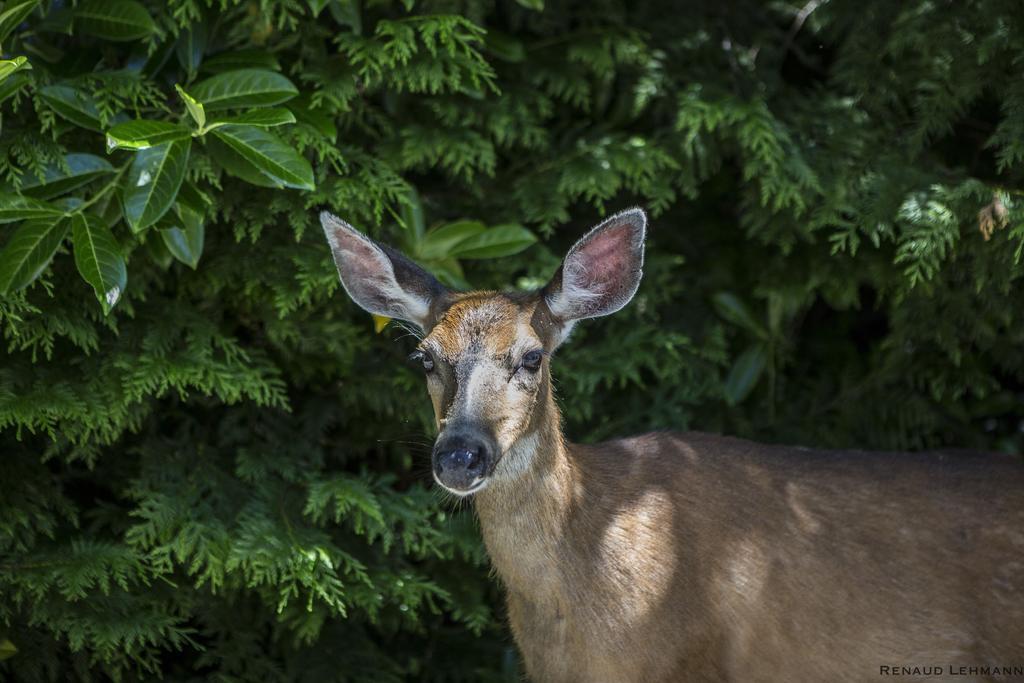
[145,229,173,268]
[16,153,113,199]
[0,56,29,83]
[0,70,29,103]
[71,213,126,313]
[175,84,205,129]
[210,125,313,190]
[54,197,84,212]
[176,181,211,214]
[159,225,202,269]
[514,0,544,10]
[38,84,102,130]
[201,49,280,74]
[205,108,296,130]
[190,69,298,112]
[0,216,68,293]
[723,343,768,406]
[75,0,156,41]
[328,0,361,34]
[106,120,191,151]
[447,224,537,259]
[0,0,39,45]
[0,638,16,662]
[307,0,331,17]
[123,139,190,231]
[159,204,204,269]
[712,292,768,339]
[0,193,62,223]
[175,23,206,77]
[206,135,278,188]
[418,220,486,260]
[288,97,336,140]
[99,191,122,227]
[425,257,471,289]
[400,187,425,241]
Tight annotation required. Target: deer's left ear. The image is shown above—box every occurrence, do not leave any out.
[321,211,448,330]
[544,208,646,328]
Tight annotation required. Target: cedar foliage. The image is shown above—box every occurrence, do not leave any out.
[1,0,1023,679]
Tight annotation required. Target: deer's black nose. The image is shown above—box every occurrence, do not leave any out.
[437,446,483,473]
[432,429,493,493]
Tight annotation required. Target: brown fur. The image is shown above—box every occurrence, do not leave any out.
[429,293,520,360]
[423,292,1024,683]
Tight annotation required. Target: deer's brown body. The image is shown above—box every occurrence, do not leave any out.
[477,415,1024,682]
[320,208,1024,683]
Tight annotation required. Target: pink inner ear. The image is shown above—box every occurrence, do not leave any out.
[573,224,634,289]
[326,224,398,308]
[327,227,388,277]
[329,225,371,260]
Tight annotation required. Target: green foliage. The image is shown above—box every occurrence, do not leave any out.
[1,0,1023,680]
[70,213,127,313]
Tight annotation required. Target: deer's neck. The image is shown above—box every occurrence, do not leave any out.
[473,380,577,597]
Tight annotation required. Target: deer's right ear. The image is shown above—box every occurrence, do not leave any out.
[320,211,447,330]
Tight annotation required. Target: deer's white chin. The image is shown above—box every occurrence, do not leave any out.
[490,432,540,483]
[434,474,489,497]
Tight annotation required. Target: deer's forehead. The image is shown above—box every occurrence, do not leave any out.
[427,294,539,359]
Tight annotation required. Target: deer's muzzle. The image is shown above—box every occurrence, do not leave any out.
[432,425,497,495]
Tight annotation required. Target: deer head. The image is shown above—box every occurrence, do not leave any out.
[321,209,646,495]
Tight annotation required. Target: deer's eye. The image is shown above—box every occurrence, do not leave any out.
[408,350,435,373]
[521,349,544,372]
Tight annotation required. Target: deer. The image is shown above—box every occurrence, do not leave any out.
[320,207,1024,683]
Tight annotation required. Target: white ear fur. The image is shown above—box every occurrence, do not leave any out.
[545,208,646,327]
[321,211,440,328]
